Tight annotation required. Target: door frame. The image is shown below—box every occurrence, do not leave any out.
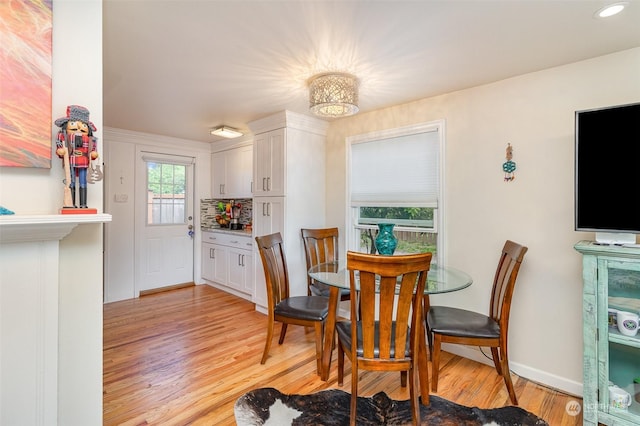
[134,149,196,295]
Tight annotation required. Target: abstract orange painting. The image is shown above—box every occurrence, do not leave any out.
[0,0,53,168]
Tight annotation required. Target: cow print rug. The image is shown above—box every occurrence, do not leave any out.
[234,387,549,425]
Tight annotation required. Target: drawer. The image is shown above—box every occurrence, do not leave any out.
[203,231,252,250]
[224,235,253,251]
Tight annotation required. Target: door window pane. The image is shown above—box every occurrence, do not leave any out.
[146,161,186,225]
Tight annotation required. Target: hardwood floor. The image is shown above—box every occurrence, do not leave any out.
[104,285,583,425]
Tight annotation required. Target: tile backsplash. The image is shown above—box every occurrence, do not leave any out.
[200,198,252,228]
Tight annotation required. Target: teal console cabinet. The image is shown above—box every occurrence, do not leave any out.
[575,241,640,426]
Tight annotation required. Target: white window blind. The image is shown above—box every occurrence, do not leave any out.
[350,131,439,207]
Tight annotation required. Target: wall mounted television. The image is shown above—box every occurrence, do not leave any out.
[575,101,640,245]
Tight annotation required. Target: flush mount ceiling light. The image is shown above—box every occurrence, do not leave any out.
[595,2,628,18]
[210,125,243,139]
[308,72,359,118]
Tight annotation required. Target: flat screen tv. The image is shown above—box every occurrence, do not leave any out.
[575,102,640,245]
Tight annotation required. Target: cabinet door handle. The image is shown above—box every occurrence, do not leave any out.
[241,254,245,267]
[267,177,270,191]
[210,248,215,259]
[262,202,266,216]
[238,253,242,266]
[267,203,271,217]
[262,177,266,191]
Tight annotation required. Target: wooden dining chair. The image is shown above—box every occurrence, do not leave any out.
[255,232,329,374]
[301,227,351,302]
[426,240,528,405]
[336,251,432,425]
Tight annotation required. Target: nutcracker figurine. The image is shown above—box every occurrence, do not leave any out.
[54,105,102,211]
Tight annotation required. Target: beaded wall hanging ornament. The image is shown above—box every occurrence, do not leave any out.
[502,143,516,182]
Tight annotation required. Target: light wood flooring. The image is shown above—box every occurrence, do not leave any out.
[104,284,583,425]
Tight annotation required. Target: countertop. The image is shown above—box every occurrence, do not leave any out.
[201,227,253,237]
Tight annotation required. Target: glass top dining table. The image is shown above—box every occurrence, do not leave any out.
[308,261,473,294]
[308,259,473,401]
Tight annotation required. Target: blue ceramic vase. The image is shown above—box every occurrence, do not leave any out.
[375,223,398,255]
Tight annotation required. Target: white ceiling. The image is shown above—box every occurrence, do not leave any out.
[103,0,640,143]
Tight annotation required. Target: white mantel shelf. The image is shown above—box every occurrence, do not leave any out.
[0,213,112,244]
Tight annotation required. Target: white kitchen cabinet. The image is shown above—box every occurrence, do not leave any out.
[228,243,254,295]
[202,242,227,284]
[250,111,328,311]
[211,152,227,198]
[232,144,253,197]
[202,243,215,281]
[253,197,285,238]
[243,250,254,295]
[252,197,285,308]
[212,145,253,198]
[253,128,285,196]
[202,231,253,300]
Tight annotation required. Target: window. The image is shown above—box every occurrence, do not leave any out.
[347,121,444,264]
[145,161,187,225]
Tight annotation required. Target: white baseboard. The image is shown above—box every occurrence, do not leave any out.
[441,344,583,398]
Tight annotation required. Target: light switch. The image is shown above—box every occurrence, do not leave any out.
[114,193,128,202]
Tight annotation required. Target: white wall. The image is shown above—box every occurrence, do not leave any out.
[0,0,104,424]
[326,47,640,397]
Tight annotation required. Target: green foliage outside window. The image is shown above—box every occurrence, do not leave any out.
[147,163,186,195]
[358,207,436,256]
[360,207,433,222]
[146,162,186,225]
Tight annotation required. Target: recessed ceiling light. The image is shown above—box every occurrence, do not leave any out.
[595,2,628,18]
[210,126,243,139]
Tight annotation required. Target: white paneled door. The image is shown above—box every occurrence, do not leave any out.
[135,151,195,293]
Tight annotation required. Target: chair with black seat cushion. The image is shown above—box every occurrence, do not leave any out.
[255,232,329,374]
[427,240,528,405]
[301,227,351,302]
[337,251,432,426]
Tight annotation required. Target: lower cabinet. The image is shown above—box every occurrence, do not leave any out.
[228,247,254,295]
[202,231,253,299]
[202,242,227,284]
[252,196,285,310]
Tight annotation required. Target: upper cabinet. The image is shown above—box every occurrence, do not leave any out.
[212,144,253,198]
[211,152,227,198]
[253,128,285,197]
